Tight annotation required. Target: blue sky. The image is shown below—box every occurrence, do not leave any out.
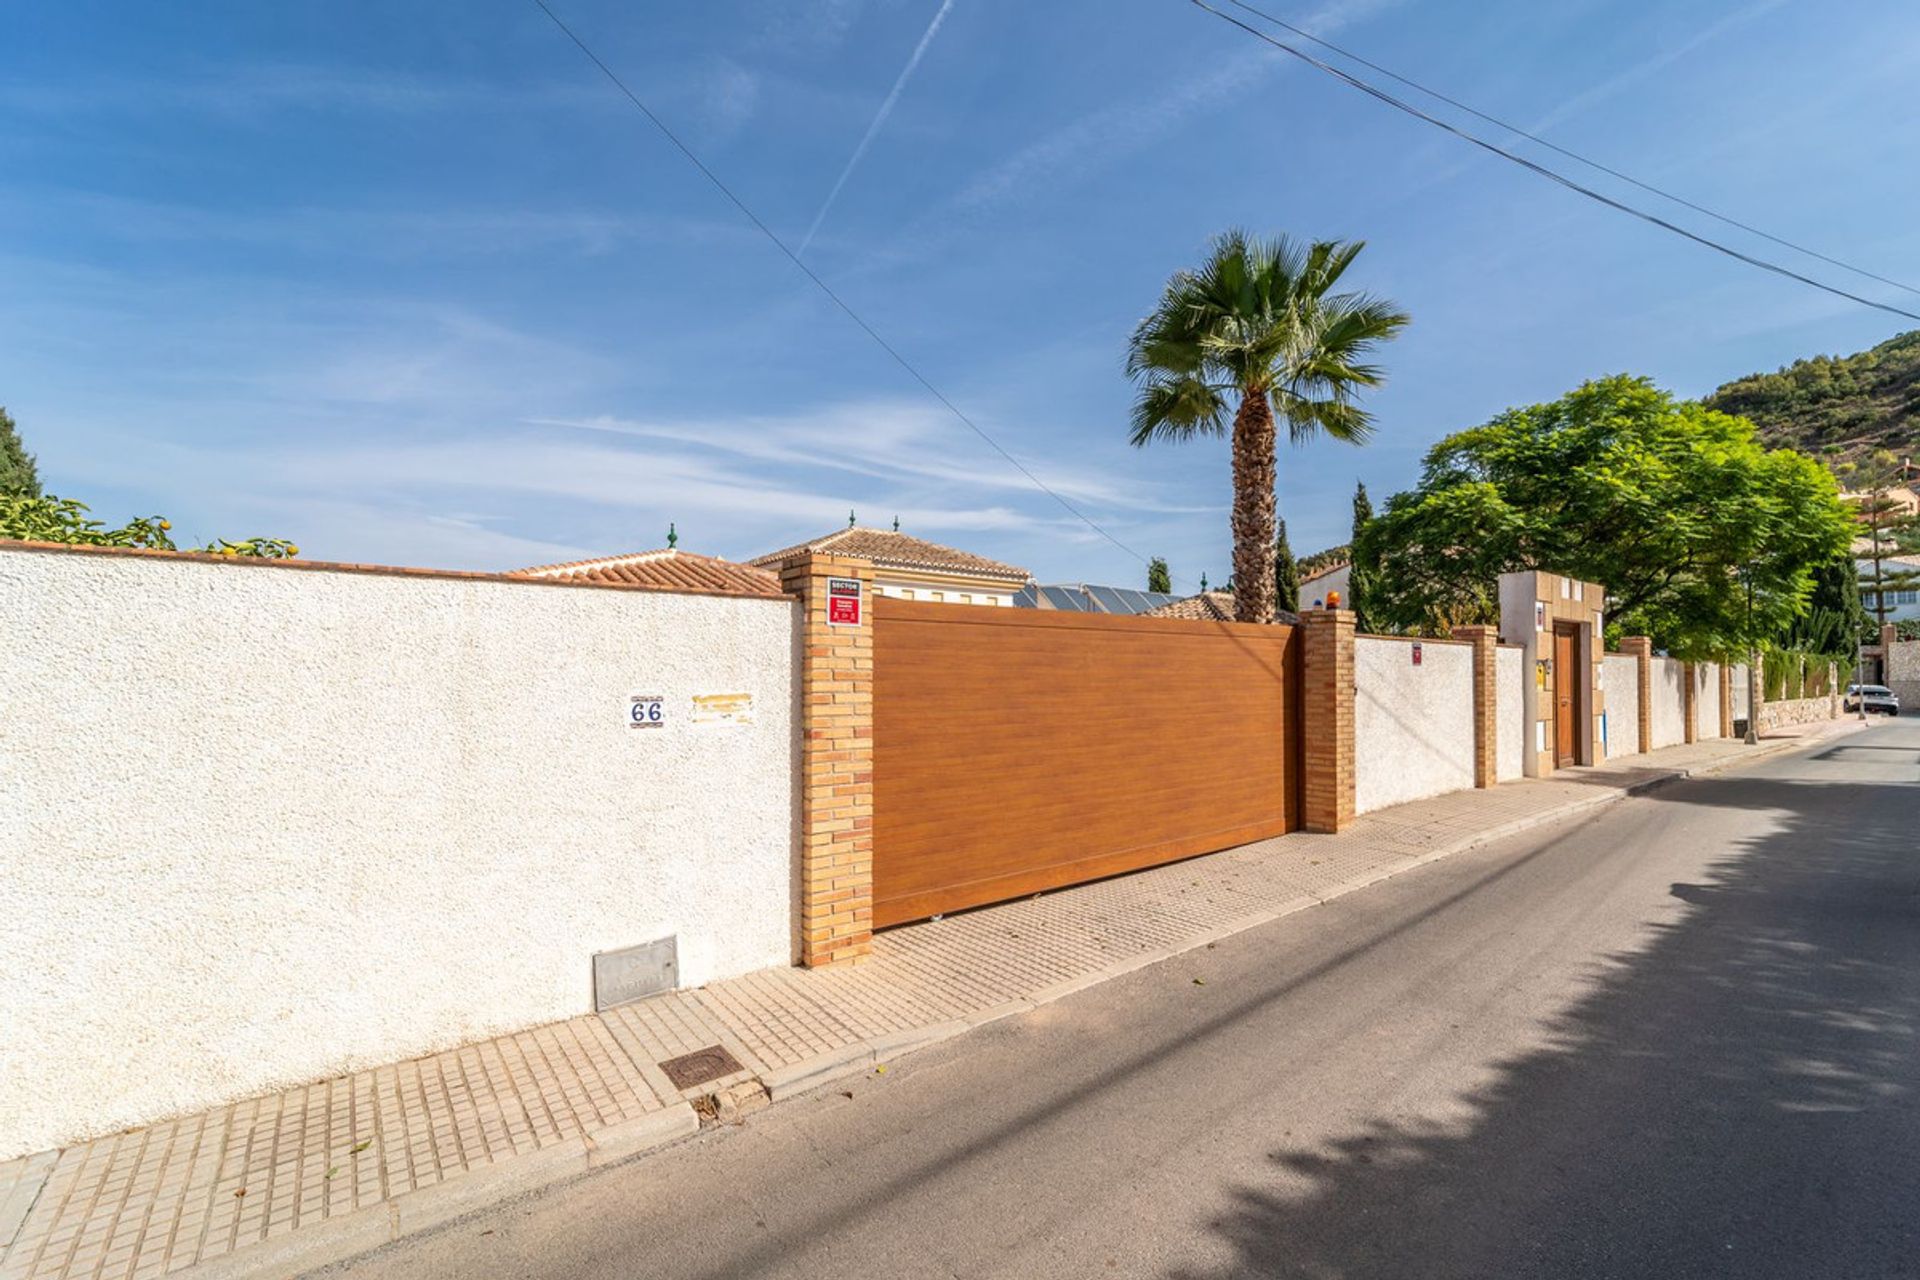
[5,0,1918,590]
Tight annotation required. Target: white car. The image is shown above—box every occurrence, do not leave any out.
[1843,684,1901,716]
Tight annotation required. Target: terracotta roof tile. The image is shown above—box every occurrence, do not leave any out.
[1145,590,1302,624]
[1146,590,1238,621]
[748,526,1030,581]
[512,548,785,597]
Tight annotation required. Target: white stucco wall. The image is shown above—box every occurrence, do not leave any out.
[1354,636,1476,814]
[0,547,797,1159]
[1602,655,1640,758]
[1729,664,1751,724]
[1649,657,1687,748]
[869,574,1015,606]
[1695,663,1722,740]
[1495,645,1524,782]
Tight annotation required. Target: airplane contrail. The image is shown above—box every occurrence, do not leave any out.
[798,0,956,255]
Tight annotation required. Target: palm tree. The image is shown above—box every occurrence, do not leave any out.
[1126,230,1408,623]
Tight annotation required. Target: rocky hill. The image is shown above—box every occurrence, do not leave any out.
[1704,329,1920,462]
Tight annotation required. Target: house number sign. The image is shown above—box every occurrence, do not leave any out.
[628,694,665,729]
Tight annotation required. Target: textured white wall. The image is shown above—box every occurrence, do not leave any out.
[1649,657,1687,748]
[1602,655,1640,758]
[1695,664,1722,739]
[1354,637,1476,814]
[1496,646,1524,781]
[1729,664,1751,723]
[0,548,797,1160]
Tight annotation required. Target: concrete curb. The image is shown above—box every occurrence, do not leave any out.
[165,723,1861,1279]
[173,1102,699,1280]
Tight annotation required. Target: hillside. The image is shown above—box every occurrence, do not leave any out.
[1704,329,1920,461]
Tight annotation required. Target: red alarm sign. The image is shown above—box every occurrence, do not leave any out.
[827,577,863,627]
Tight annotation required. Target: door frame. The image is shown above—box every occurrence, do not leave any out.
[1552,620,1587,768]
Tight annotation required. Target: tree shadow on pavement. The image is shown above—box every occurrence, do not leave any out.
[1176,776,1920,1279]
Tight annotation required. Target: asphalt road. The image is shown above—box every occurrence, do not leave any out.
[333,721,1920,1279]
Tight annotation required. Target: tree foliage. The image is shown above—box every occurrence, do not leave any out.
[0,406,39,496]
[1126,229,1407,623]
[0,494,298,558]
[1348,480,1380,631]
[1357,376,1853,658]
[1705,329,1920,462]
[1146,555,1172,594]
[1273,519,1300,614]
[1836,449,1920,626]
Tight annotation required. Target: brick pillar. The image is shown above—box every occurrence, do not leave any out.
[1620,636,1654,754]
[1718,663,1734,739]
[1681,661,1698,744]
[1452,624,1498,788]
[1830,661,1841,719]
[1301,610,1355,832]
[1752,651,1767,736]
[778,552,874,967]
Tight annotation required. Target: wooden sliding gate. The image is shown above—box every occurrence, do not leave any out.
[871,597,1302,927]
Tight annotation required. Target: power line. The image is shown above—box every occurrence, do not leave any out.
[1188,0,1920,324]
[525,0,1168,581]
[1222,0,1920,301]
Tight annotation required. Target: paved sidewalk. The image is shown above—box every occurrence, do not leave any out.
[0,722,1860,1280]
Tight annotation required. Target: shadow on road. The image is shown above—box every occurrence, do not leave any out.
[1178,774,1920,1278]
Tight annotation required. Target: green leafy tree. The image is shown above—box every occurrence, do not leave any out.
[1146,556,1172,594]
[1836,450,1920,627]
[1126,230,1409,624]
[1357,375,1853,657]
[1785,553,1871,655]
[0,494,298,558]
[1273,518,1300,614]
[0,406,39,496]
[1348,480,1379,631]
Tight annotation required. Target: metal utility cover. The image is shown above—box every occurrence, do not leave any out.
[593,937,677,1011]
[659,1045,745,1091]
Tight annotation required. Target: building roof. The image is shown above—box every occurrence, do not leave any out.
[1146,590,1303,624]
[1146,590,1237,622]
[512,548,785,597]
[748,526,1030,582]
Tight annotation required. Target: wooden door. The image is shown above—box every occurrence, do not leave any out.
[871,597,1302,927]
[1554,624,1578,766]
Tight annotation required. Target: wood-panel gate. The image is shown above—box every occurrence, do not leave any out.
[871,597,1302,927]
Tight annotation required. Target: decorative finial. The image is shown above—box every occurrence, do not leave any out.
[892,514,900,532]
[848,508,857,528]
[666,521,678,549]
[1200,571,1209,592]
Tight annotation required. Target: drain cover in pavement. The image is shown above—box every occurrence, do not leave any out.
[659,1045,745,1091]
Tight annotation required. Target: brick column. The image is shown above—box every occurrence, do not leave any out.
[1718,663,1733,739]
[1681,661,1698,744]
[778,552,874,967]
[1620,636,1654,754]
[1300,610,1355,832]
[1752,651,1767,736]
[1452,624,1498,788]
[1830,661,1841,719]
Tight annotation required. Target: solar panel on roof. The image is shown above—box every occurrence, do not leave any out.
[1086,585,1134,615]
[1013,585,1040,608]
[1041,585,1087,612]
[1140,591,1177,609]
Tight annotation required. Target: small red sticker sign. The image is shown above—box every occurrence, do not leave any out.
[1411,642,1423,666]
[827,576,863,627]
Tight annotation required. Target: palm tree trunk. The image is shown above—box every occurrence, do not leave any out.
[1230,390,1278,624]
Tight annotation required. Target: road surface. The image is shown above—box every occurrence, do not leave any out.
[332,720,1920,1279]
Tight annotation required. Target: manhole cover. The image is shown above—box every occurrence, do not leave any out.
[659,1045,745,1091]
